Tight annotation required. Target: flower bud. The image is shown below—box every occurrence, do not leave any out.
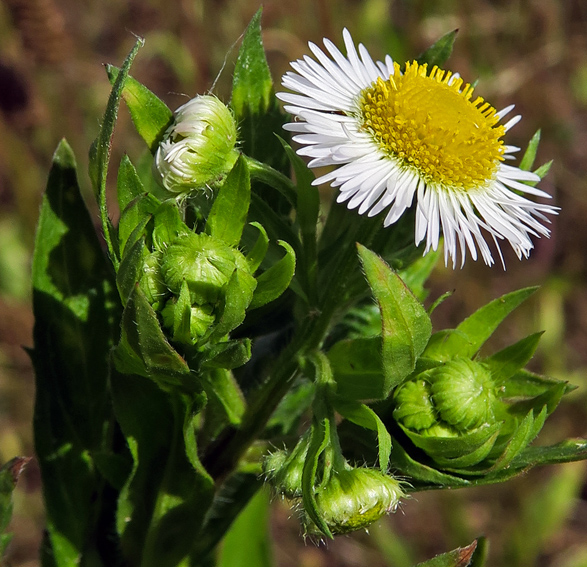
[429,359,496,431]
[307,468,404,535]
[392,379,436,431]
[263,440,309,500]
[160,232,240,305]
[154,95,239,195]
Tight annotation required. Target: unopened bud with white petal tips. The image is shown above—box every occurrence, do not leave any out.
[305,468,404,535]
[154,95,239,195]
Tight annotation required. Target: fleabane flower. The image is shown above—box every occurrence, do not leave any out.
[154,95,239,195]
[278,29,557,267]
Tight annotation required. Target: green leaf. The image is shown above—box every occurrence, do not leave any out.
[328,337,386,401]
[152,200,190,251]
[533,160,552,181]
[202,340,252,371]
[106,65,173,153]
[249,241,296,310]
[245,222,269,273]
[118,192,160,258]
[397,249,439,302]
[231,8,272,119]
[501,369,574,399]
[231,9,289,210]
[415,540,478,567]
[117,236,148,305]
[200,368,246,426]
[206,155,250,247]
[32,140,122,564]
[519,130,541,172]
[357,245,432,394]
[172,280,193,343]
[91,38,145,271]
[112,285,193,391]
[0,458,31,556]
[424,287,538,361]
[484,332,543,386]
[302,418,333,538]
[209,269,257,341]
[512,438,587,469]
[279,136,319,302]
[117,154,146,215]
[218,488,274,567]
[416,29,458,68]
[334,399,392,471]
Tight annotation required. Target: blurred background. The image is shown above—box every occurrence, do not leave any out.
[1,0,586,565]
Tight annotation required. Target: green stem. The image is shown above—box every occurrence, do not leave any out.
[245,156,298,207]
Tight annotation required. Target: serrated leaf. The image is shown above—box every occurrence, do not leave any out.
[334,399,391,471]
[32,139,121,564]
[107,65,173,153]
[484,332,543,386]
[424,287,538,361]
[249,241,296,310]
[416,30,458,68]
[206,155,250,247]
[328,337,386,401]
[357,245,432,394]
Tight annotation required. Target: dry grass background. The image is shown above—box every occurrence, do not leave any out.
[1,0,587,565]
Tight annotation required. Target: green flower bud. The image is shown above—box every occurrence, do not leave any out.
[393,380,436,431]
[308,468,404,535]
[429,359,496,431]
[154,95,239,195]
[161,299,216,342]
[160,232,240,305]
[263,440,309,500]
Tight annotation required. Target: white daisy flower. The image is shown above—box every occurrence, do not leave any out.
[277,29,558,268]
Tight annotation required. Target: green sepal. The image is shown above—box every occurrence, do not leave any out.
[201,339,252,370]
[152,200,190,251]
[301,418,333,539]
[91,38,144,270]
[533,160,552,181]
[414,539,479,567]
[328,337,385,401]
[106,65,173,153]
[245,222,269,273]
[206,155,250,247]
[424,287,538,361]
[357,244,432,394]
[416,29,458,68]
[118,192,161,258]
[249,240,296,310]
[519,130,541,172]
[333,399,392,472]
[112,284,193,391]
[200,368,246,426]
[484,332,543,386]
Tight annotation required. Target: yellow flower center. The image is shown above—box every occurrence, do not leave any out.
[358,61,506,191]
